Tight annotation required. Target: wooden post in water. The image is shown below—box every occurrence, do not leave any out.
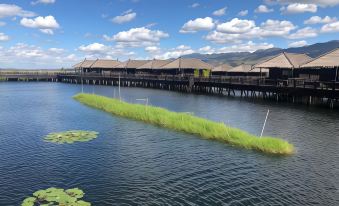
[81,78,84,93]
[119,74,121,101]
[260,109,270,138]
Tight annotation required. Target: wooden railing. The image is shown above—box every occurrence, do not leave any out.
[58,73,339,91]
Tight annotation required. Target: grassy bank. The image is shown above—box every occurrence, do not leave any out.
[74,93,294,155]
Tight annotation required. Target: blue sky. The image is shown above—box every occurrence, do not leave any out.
[0,0,339,69]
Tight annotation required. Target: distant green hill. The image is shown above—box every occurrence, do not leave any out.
[183,40,339,66]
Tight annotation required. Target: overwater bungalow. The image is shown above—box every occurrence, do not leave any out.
[159,58,213,76]
[136,59,171,75]
[73,59,96,73]
[300,48,339,81]
[254,52,312,80]
[248,67,269,77]
[227,64,253,76]
[211,64,233,76]
[90,59,121,75]
[114,59,150,74]
[73,59,121,74]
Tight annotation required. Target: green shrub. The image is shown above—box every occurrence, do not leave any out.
[194,69,199,77]
[202,69,210,77]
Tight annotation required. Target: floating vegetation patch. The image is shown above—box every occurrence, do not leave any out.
[74,93,294,155]
[44,130,98,144]
[21,187,91,206]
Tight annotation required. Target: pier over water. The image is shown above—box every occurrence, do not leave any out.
[3,71,337,108]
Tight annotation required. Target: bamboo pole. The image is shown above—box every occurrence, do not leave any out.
[260,109,270,138]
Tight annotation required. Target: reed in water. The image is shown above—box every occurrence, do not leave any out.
[74,93,294,155]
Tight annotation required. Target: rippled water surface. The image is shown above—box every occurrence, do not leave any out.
[0,82,339,205]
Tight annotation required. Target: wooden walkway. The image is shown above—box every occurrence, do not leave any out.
[0,71,58,82]
[57,73,339,108]
[1,71,339,108]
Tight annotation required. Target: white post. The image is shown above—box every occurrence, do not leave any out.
[260,109,270,138]
[136,98,149,113]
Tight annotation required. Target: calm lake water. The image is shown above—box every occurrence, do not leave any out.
[0,82,338,205]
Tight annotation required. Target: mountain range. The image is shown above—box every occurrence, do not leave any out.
[183,40,339,66]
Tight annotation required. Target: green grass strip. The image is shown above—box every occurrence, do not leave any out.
[74,93,294,155]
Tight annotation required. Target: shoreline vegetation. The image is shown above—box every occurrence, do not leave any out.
[74,93,294,155]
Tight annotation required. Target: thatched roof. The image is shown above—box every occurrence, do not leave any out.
[254,52,312,69]
[301,48,339,68]
[115,60,150,69]
[137,59,171,70]
[212,64,233,72]
[161,58,213,70]
[91,59,121,69]
[249,67,269,73]
[228,64,253,73]
[73,60,96,68]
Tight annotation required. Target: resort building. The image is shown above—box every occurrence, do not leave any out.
[136,59,171,74]
[211,64,233,76]
[160,58,213,76]
[300,48,339,81]
[114,59,151,74]
[73,59,96,73]
[91,59,121,75]
[73,59,121,74]
[227,64,261,77]
[254,52,312,79]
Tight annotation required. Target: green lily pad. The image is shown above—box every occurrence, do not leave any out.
[21,187,91,206]
[22,197,36,206]
[44,130,98,144]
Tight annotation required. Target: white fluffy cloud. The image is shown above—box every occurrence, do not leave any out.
[20,15,60,35]
[321,21,339,32]
[111,9,136,24]
[288,27,318,39]
[0,32,9,41]
[217,18,255,33]
[145,46,161,54]
[180,17,215,33]
[238,10,248,16]
[213,7,227,16]
[265,0,339,7]
[304,16,337,24]
[205,31,243,44]
[281,3,317,14]
[198,46,216,54]
[255,5,274,13]
[0,4,36,18]
[206,18,296,44]
[190,3,200,8]
[0,43,79,69]
[104,27,169,48]
[78,43,109,54]
[154,42,275,58]
[288,40,308,47]
[78,42,135,59]
[260,19,296,36]
[155,45,195,59]
[218,41,274,53]
[31,0,55,5]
